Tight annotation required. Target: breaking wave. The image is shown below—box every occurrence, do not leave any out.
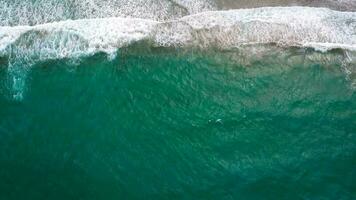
[0,6,355,100]
[1,7,355,61]
[1,0,355,27]
[0,0,216,26]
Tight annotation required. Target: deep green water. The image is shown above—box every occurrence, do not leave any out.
[0,48,355,199]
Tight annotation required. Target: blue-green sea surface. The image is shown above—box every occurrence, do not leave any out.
[0,48,355,200]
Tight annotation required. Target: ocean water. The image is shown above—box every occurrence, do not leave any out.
[1,47,355,199]
[0,1,356,200]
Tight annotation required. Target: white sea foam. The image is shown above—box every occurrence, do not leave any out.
[0,17,158,100]
[0,17,158,60]
[1,6,354,100]
[1,0,355,27]
[0,7,354,61]
[0,0,216,26]
[215,0,356,11]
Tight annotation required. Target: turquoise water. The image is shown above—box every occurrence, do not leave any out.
[0,48,355,199]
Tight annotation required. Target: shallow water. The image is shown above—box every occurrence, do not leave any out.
[0,48,355,199]
[215,0,356,11]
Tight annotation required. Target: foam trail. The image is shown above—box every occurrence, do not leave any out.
[6,62,29,100]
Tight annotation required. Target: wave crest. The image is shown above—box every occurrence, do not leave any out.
[1,7,355,62]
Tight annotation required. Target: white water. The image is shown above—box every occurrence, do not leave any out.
[0,0,216,26]
[2,0,355,27]
[0,7,355,100]
[1,7,355,61]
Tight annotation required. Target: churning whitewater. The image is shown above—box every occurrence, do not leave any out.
[0,6,355,100]
[1,7,356,62]
[1,0,356,26]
